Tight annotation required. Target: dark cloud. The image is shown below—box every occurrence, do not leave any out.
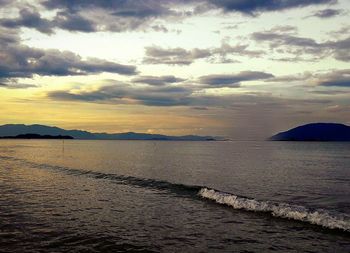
[212,42,265,59]
[266,72,312,82]
[48,83,194,106]
[0,75,38,89]
[192,106,209,110]
[312,90,350,95]
[252,30,350,62]
[0,0,338,34]
[316,69,350,87]
[325,37,350,62]
[132,75,185,86]
[318,79,350,87]
[267,69,350,90]
[144,42,264,65]
[0,8,53,34]
[42,0,336,15]
[110,3,175,18]
[54,11,96,32]
[0,0,11,5]
[39,0,187,33]
[0,29,20,44]
[46,80,336,113]
[328,26,350,37]
[252,32,321,50]
[311,8,342,18]
[0,46,137,78]
[269,25,298,34]
[0,7,98,33]
[0,2,178,34]
[0,29,137,80]
[199,71,274,87]
[151,24,169,33]
[50,71,276,108]
[42,0,176,14]
[143,46,211,65]
[205,0,336,14]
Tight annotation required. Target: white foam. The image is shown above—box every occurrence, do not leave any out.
[199,188,350,231]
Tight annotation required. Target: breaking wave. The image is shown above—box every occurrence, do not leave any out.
[199,188,350,232]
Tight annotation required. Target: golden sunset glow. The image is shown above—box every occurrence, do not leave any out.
[1,0,349,139]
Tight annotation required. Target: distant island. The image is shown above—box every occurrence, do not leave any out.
[269,123,350,141]
[0,124,222,141]
[0,134,74,139]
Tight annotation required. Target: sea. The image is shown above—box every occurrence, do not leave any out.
[0,140,349,252]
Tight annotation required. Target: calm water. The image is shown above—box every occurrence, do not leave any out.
[0,140,349,252]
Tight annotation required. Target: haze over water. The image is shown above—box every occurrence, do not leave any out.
[0,140,349,252]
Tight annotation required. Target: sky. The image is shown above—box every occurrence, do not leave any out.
[0,0,349,139]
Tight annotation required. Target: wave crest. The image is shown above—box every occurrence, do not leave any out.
[199,188,350,232]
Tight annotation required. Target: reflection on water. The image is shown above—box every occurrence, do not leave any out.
[0,140,349,252]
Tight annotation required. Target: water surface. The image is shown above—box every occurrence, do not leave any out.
[0,140,349,252]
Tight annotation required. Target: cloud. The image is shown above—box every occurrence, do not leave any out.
[46,80,336,115]
[143,46,211,65]
[311,8,342,18]
[204,0,336,14]
[267,69,350,89]
[151,24,169,33]
[54,11,97,32]
[0,28,20,44]
[315,69,350,87]
[42,0,337,16]
[318,79,350,87]
[46,70,277,106]
[0,2,178,34]
[269,25,299,34]
[0,0,338,34]
[325,105,350,112]
[0,47,137,78]
[143,42,264,65]
[0,0,11,6]
[39,0,188,33]
[48,82,194,106]
[192,106,209,110]
[132,75,185,86]
[328,26,350,37]
[325,37,350,62]
[252,29,350,62]
[0,7,99,33]
[211,42,265,59]
[0,8,54,34]
[199,71,274,87]
[252,32,321,51]
[312,90,350,95]
[45,69,279,107]
[266,72,313,82]
[0,77,37,89]
[0,28,137,81]
[42,0,176,14]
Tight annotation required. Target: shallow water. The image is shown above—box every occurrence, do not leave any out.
[0,140,349,252]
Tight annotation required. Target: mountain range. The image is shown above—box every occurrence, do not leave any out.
[269,123,350,141]
[0,124,220,141]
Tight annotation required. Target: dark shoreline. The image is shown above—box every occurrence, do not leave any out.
[0,134,74,139]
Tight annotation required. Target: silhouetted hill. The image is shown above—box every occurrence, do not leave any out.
[0,124,220,141]
[270,123,350,141]
[0,134,74,139]
[0,124,95,139]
